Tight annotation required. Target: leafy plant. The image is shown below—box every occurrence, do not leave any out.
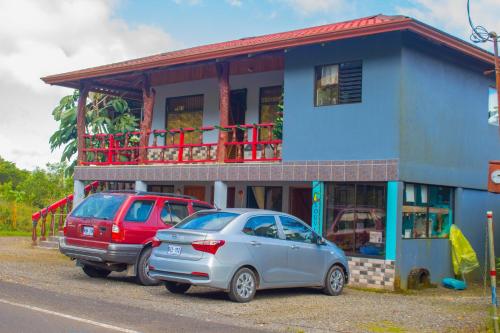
[49,90,140,175]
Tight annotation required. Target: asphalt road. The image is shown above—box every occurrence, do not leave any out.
[0,280,267,333]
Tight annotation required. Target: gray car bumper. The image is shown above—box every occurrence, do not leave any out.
[59,237,142,264]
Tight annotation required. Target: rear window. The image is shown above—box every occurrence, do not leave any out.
[175,211,239,231]
[124,200,155,222]
[71,194,126,220]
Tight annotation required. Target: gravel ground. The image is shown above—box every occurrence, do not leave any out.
[0,237,492,333]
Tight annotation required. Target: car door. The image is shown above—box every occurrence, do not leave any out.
[121,198,158,244]
[278,215,325,284]
[242,215,289,284]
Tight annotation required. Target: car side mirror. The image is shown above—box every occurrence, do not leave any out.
[316,236,326,245]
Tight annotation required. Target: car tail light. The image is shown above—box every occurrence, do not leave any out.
[63,218,68,235]
[191,240,225,255]
[111,223,124,242]
[151,237,161,248]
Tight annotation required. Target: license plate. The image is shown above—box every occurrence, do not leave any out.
[167,245,182,256]
[82,226,94,236]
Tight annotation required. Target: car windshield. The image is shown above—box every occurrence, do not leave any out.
[71,193,126,220]
[175,211,239,231]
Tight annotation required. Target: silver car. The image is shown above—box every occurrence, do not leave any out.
[149,209,349,302]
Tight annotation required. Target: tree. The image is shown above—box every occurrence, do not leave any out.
[49,90,140,175]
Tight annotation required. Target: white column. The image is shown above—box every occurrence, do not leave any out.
[73,180,85,208]
[135,180,147,192]
[214,181,228,209]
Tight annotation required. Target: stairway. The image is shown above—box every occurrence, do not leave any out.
[38,232,63,249]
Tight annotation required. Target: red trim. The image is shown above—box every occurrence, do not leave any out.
[491,270,497,277]
[80,123,281,166]
[41,15,494,86]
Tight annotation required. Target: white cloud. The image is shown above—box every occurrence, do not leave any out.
[280,0,348,16]
[397,0,500,49]
[0,0,179,170]
[226,0,243,7]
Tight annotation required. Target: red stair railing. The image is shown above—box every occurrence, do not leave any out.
[31,181,100,245]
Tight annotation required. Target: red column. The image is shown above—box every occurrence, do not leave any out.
[76,83,89,165]
[139,74,156,164]
[216,62,230,163]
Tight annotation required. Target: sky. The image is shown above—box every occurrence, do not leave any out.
[0,0,498,170]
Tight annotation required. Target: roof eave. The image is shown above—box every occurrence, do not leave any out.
[41,18,495,86]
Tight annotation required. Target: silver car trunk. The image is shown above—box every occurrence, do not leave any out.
[155,229,208,261]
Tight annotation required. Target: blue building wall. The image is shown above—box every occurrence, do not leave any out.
[282,33,402,161]
[399,40,499,190]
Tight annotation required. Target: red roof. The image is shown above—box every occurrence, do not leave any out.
[42,14,494,85]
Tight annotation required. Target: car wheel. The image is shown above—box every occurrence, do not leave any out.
[136,247,160,286]
[323,265,345,296]
[165,281,191,294]
[82,265,111,278]
[228,268,257,303]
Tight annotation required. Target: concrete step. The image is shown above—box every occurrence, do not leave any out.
[38,240,59,249]
[47,235,61,242]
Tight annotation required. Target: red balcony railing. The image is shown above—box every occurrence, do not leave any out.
[81,123,282,165]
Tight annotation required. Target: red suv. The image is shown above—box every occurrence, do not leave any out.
[59,190,213,285]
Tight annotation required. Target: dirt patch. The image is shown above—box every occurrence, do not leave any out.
[0,237,492,333]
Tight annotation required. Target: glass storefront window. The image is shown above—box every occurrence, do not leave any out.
[246,186,282,211]
[325,183,386,257]
[402,183,453,239]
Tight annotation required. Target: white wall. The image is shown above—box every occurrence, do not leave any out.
[151,70,283,143]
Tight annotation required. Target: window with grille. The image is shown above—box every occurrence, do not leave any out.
[165,94,204,143]
[314,61,362,107]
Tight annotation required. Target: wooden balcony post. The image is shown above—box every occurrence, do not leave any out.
[216,62,230,163]
[76,83,89,165]
[139,74,156,164]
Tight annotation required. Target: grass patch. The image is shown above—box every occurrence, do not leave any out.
[0,230,31,237]
[360,321,407,333]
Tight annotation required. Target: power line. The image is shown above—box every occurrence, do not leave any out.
[467,0,498,43]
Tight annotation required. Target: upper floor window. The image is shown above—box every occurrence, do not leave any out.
[489,87,498,126]
[314,61,362,107]
[166,94,203,143]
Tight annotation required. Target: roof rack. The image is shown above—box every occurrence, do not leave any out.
[101,190,196,200]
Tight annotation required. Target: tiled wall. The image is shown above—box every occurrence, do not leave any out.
[74,159,399,182]
[348,257,396,290]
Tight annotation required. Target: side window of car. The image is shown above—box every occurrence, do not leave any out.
[160,202,189,225]
[280,216,315,243]
[124,200,155,222]
[242,216,279,239]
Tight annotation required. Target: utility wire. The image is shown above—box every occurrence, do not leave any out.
[467,0,498,43]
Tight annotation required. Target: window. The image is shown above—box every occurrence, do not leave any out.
[259,86,282,140]
[325,183,386,257]
[314,61,362,107]
[160,202,189,225]
[148,185,174,194]
[246,186,282,211]
[166,94,203,143]
[176,211,239,231]
[402,184,453,239]
[243,216,279,239]
[124,200,155,222]
[489,87,498,126]
[280,216,315,243]
[72,193,126,220]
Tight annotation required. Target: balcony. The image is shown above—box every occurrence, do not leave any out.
[81,123,282,166]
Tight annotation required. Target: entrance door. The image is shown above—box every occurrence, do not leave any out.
[228,89,247,159]
[184,186,206,201]
[290,187,312,225]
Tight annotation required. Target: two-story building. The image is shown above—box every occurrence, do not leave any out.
[42,14,500,290]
